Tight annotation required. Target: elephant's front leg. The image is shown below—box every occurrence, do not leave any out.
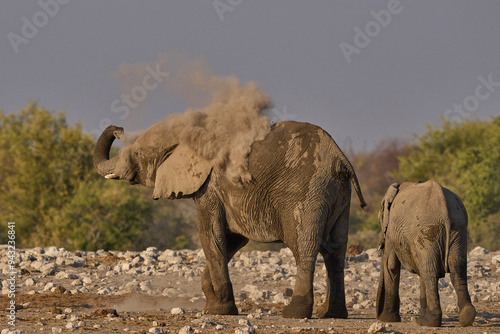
[198,213,238,315]
[201,233,248,315]
[376,240,401,322]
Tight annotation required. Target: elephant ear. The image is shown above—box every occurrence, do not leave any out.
[153,145,212,200]
[378,183,400,250]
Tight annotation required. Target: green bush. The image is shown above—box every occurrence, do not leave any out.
[0,104,199,251]
[395,118,500,250]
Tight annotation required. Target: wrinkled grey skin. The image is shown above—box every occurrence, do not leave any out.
[94,120,366,319]
[376,181,475,327]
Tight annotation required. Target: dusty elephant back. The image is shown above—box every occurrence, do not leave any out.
[215,121,354,244]
[388,181,450,275]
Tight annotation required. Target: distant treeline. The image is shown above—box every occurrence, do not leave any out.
[1,104,499,251]
[0,104,198,251]
[349,117,500,251]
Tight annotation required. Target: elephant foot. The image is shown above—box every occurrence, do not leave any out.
[377,310,401,323]
[416,310,441,327]
[316,302,348,319]
[204,300,238,315]
[282,295,313,319]
[459,304,476,327]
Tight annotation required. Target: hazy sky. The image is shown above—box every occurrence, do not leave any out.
[1,1,500,151]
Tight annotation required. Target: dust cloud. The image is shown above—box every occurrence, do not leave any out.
[115,53,272,182]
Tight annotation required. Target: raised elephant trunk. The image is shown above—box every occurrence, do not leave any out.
[93,125,123,178]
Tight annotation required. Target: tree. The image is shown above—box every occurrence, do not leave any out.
[0,103,199,250]
[0,103,96,246]
[395,118,500,250]
[347,139,411,248]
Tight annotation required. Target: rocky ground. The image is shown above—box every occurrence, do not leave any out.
[0,245,499,333]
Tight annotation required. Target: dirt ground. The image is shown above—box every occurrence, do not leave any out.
[1,246,499,333]
[2,289,499,333]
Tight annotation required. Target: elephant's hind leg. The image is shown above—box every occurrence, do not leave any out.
[317,206,349,319]
[281,257,316,319]
[376,240,401,323]
[449,249,475,326]
[416,272,442,327]
[282,212,326,318]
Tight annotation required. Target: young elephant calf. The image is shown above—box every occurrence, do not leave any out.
[376,181,476,327]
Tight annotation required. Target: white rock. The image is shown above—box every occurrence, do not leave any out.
[167,256,184,265]
[171,307,185,315]
[491,255,500,265]
[51,328,63,333]
[148,327,163,333]
[140,281,152,291]
[159,250,177,261]
[178,325,193,334]
[71,279,83,286]
[344,272,359,282]
[239,319,251,326]
[71,257,86,267]
[25,277,36,286]
[30,260,45,270]
[469,246,489,256]
[163,288,178,297]
[65,322,76,329]
[367,321,386,333]
[131,256,144,267]
[124,251,138,259]
[352,303,364,310]
[98,287,111,295]
[44,282,56,291]
[445,304,457,313]
[146,247,159,255]
[45,246,60,257]
[272,292,287,303]
[40,263,57,275]
[143,256,157,266]
[215,324,227,330]
[279,247,293,257]
[55,271,79,280]
[365,248,382,260]
[64,308,73,314]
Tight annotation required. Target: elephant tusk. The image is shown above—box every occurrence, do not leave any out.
[105,173,118,179]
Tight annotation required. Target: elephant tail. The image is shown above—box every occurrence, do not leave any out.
[350,167,367,209]
[334,147,367,209]
[444,218,451,273]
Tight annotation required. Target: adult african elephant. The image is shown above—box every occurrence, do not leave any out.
[376,181,475,327]
[94,120,366,319]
